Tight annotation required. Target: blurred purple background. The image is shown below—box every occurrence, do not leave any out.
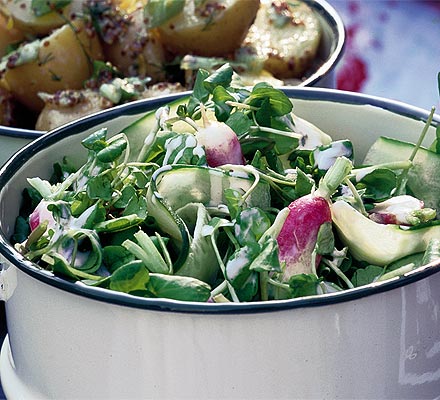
[328,0,440,110]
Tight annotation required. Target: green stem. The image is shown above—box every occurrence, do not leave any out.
[344,178,368,216]
[395,106,436,195]
[315,157,353,200]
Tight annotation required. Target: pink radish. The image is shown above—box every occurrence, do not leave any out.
[277,157,352,281]
[195,106,244,167]
[368,195,435,226]
[29,200,57,231]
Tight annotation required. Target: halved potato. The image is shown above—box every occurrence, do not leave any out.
[242,0,322,79]
[103,7,166,82]
[0,12,25,58]
[35,89,113,131]
[0,0,73,36]
[0,21,104,112]
[36,82,185,131]
[156,0,260,57]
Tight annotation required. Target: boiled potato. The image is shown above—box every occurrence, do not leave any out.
[0,12,25,57]
[156,0,260,57]
[36,81,185,131]
[0,21,104,112]
[35,89,113,131]
[103,7,166,82]
[242,0,321,79]
[0,0,73,36]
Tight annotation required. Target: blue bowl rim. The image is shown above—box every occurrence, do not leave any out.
[0,87,439,315]
[0,0,345,138]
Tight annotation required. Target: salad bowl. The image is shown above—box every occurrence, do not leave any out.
[0,87,439,399]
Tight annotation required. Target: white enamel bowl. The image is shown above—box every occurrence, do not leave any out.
[0,88,439,399]
[0,0,345,152]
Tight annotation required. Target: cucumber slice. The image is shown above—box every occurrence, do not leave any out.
[332,200,440,266]
[123,96,190,160]
[150,165,271,213]
[363,136,440,212]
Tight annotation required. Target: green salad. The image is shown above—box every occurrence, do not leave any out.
[12,65,440,303]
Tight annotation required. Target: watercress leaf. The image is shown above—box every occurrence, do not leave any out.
[87,175,113,200]
[224,188,242,220]
[295,168,315,198]
[131,169,150,188]
[146,273,211,302]
[110,260,150,294]
[97,137,127,163]
[234,207,271,247]
[351,265,384,287]
[357,168,397,201]
[241,137,275,158]
[203,63,234,93]
[288,273,320,298]
[81,128,107,151]
[212,85,234,122]
[226,110,252,136]
[249,236,281,273]
[123,194,148,219]
[103,245,135,273]
[11,216,30,245]
[114,185,136,208]
[80,202,107,229]
[226,245,259,289]
[188,69,211,115]
[315,222,334,255]
[235,272,259,302]
[144,0,185,29]
[247,84,293,119]
[71,192,93,216]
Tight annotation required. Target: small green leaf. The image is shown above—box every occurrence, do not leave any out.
[249,236,281,273]
[295,168,315,198]
[288,274,320,297]
[87,175,113,200]
[103,245,135,273]
[351,265,384,287]
[357,168,397,201]
[147,273,211,302]
[110,260,150,294]
[315,222,334,255]
[203,63,234,93]
[82,128,108,151]
[97,138,127,163]
[226,110,252,136]
[234,207,271,247]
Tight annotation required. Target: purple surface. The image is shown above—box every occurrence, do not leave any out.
[329,0,440,110]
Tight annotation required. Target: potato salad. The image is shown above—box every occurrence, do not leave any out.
[0,0,323,131]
